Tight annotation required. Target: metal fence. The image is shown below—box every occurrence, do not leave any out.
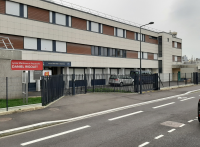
[0,77,26,110]
[158,73,194,88]
[41,73,160,106]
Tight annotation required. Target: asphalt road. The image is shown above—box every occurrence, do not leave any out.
[0,91,200,147]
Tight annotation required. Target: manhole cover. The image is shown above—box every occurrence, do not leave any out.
[0,118,12,122]
[161,121,184,128]
[49,108,59,112]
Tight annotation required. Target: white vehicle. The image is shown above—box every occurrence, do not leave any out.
[109,75,134,87]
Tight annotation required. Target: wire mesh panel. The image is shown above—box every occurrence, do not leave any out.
[0,77,6,108]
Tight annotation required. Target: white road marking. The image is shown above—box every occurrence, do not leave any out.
[155,135,164,139]
[168,129,176,133]
[178,97,187,99]
[108,111,143,121]
[196,117,198,118]
[138,142,150,147]
[1,89,200,137]
[180,97,195,101]
[194,119,198,120]
[188,120,193,123]
[153,102,175,109]
[21,125,90,146]
[179,124,185,127]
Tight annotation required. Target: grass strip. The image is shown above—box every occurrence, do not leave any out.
[0,97,41,108]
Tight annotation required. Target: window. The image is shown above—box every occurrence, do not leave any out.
[123,50,126,58]
[138,51,142,58]
[92,46,99,56]
[154,54,158,60]
[103,48,107,56]
[41,39,53,51]
[117,28,123,37]
[6,1,20,16]
[174,42,177,48]
[112,49,116,57]
[143,52,147,59]
[24,37,37,50]
[56,41,66,52]
[91,22,99,33]
[167,38,169,42]
[175,56,177,61]
[149,36,157,40]
[158,36,162,57]
[55,13,66,25]
[135,33,145,41]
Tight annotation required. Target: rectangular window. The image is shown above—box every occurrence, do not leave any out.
[24,5,27,18]
[49,11,52,23]
[6,1,20,16]
[175,56,177,61]
[112,49,116,57]
[109,49,113,56]
[103,48,107,56]
[123,50,126,58]
[154,54,158,60]
[41,39,53,51]
[158,36,162,57]
[24,37,37,50]
[91,22,99,32]
[174,42,177,48]
[92,46,99,56]
[55,13,66,26]
[138,51,141,58]
[117,28,123,37]
[136,33,145,41]
[167,38,169,42]
[143,52,147,59]
[56,41,66,52]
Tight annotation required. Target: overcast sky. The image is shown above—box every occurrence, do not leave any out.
[55,0,199,59]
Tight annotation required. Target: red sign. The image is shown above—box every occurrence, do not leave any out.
[11,60,43,70]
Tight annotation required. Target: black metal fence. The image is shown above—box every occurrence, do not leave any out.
[41,73,160,106]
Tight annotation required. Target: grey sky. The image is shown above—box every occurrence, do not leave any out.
[54,0,199,59]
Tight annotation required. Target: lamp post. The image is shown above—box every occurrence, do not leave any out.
[140,22,154,94]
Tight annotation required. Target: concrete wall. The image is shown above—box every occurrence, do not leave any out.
[0,49,22,99]
[0,59,22,99]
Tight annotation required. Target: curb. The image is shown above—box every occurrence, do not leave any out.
[1,88,200,138]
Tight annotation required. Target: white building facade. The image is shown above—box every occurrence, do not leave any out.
[0,0,182,82]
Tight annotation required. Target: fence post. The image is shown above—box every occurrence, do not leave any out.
[93,71,95,92]
[177,73,179,86]
[84,74,87,94]
[6,77,8,111]
[41,76,45,106]
[158,73,160,90]
[72,74,75,95]
[26,71,28,104]
[169,73,170,87]
[185,73,187,85]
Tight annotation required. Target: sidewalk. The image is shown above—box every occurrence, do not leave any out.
[0,85,200,132]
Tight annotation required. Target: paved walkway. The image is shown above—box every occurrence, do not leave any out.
[0,85,200,131]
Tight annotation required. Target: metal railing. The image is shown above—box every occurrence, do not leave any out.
[41,0,162,33]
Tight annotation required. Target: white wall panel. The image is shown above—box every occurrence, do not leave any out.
[6,1,20,16]
[56,41,66,52]
[24,5,27,18]
[91,22,99,32]
[24,37,37,50]
[56,13,66,25]
[117,28,123,37]
[41,39,53,51]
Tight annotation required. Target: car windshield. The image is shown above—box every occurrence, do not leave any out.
[110,75,118,79]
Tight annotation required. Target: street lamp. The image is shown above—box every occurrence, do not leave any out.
[140,22,154,94]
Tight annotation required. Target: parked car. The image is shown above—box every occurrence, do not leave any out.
[130,70,153,84]
[109,75,134,87]
[198,99,200,122]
